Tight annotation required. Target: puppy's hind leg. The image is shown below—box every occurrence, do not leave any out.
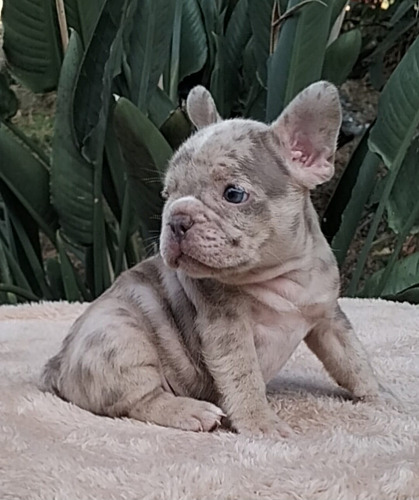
[108,378,224,432]
[121,390,224,432]
[304,304,379,399]
[103,333,224,432]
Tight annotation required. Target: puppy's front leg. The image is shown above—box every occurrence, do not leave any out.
[305,304,380,399]
[200,316,292,438]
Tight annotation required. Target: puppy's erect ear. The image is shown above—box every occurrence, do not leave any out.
[186,86,222,129]
[271,81,342,190]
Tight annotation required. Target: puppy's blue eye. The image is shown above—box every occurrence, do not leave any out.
[223,186,248,204]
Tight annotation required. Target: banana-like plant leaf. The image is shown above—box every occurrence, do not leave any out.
[160,109,192,151]
[113,98,172,248]
[322,29,361,86]
[210,34,227,116]
[197,0,220,73]
[386,285,419,304]
[348,37,419,295]
[64,0,106,47]
[361,251,419,300]
[329,0,349,32]
[0,127,57,242]
[242,36,266,121]
[248,0,274,85]
[2,0,62,92]
[368,18,417,90]
[126,0,176,111]
[386,138,419,234]
[369,37,419,169]
[223,0,252,116]
[322,131,380,267]
[51,31,94,246]
[266,0,334,121]
[73,0,133,161]
[168,0,183,103]
[148,88,177,129]
[178,0,208,83]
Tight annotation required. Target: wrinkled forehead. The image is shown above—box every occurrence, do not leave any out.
[165,119,288,196]
[175,119,267,165]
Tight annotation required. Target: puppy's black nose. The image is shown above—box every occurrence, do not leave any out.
[169,214,194,242]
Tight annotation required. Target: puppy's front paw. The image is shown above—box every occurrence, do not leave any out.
[233,411,293,439]
[172,399,225,432]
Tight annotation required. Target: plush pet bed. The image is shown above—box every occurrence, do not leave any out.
[0,298,418,500]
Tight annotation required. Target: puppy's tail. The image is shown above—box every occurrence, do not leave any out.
[39,355,62,395]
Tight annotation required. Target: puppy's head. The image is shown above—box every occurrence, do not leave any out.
[159,82,341,280]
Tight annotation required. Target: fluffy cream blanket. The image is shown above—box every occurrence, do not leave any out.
[0,298,418,499]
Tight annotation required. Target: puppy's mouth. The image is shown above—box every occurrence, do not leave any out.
[163,243,251,279]
[164,243,216,273]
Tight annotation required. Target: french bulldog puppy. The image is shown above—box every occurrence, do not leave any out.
[42,81,380,437]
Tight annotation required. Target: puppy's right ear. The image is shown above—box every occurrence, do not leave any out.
[186,86,222,129]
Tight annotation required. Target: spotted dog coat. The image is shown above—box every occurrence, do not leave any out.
[42,82,379,436]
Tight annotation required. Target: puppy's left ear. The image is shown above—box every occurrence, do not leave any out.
[186,86,222,129]
[271,81,342,190]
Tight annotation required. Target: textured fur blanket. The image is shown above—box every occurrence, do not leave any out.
[0,298,418,500]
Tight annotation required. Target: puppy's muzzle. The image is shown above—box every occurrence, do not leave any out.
[169,214,194,243]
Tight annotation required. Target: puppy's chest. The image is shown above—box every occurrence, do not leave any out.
[251,303,312,382]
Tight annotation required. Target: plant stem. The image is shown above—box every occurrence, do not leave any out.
[55,0,69,53]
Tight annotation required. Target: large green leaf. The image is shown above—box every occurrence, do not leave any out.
[0,127,57,242]
[223,0,252,116]
[51,31,94,245]
[322,29,362,86]
[160,109,192,151]
[70,0,135,294]
[148,88,177,129]
[386,138,419,234]
[178,0,208,83]
[369,36,419,169]
[248,0,274,86]
[361,252,419,299]
[113,98,172,248]
[368,17,417,90]
[322,131,381,267]
[73,0,133,161]
[126,0,176,110]
[2,0,62,92]
[386,285,419,304]
[348,37,419,294]
[197,0,220,77]
[241,36,266,121]
[210,34,227,116]
[64,0,106,47]
[266,0,333,121]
